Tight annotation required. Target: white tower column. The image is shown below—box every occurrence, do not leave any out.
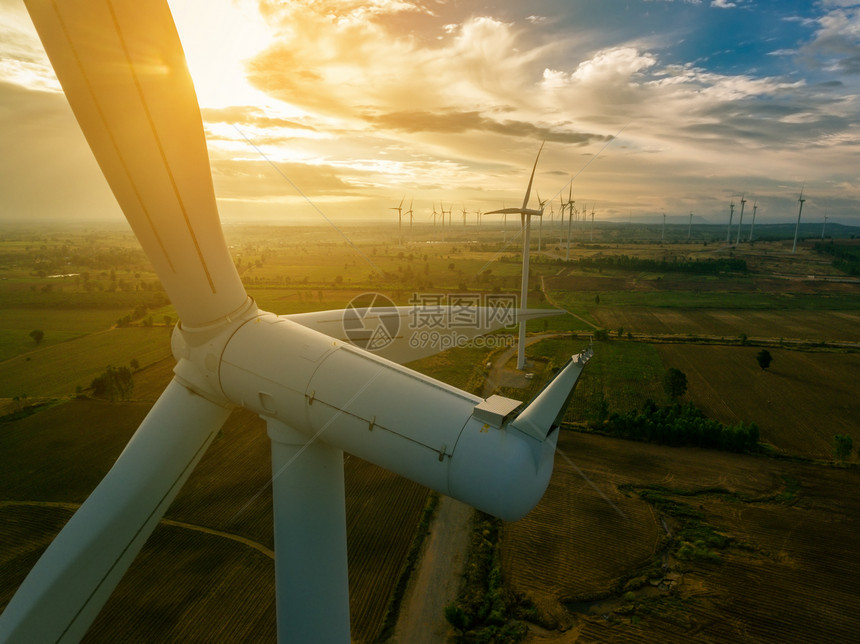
[267,420,350,643]
[518,216,531,370]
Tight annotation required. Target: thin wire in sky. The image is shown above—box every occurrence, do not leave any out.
[232,124,383,275]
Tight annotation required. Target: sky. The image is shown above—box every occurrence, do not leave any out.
[1,0,859,227]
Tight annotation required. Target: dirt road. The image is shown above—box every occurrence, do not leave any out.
[388,495,473,643]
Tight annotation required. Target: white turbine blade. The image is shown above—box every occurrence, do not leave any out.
[0,379,232,643]
[25,0,247,327]
[485,207,523,215]
[521,141,545,210]
[285,306,563,364]
[511,349,592,440]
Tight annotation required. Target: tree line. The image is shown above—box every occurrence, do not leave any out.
[574,254,748,274]
[814,241,860,276]
[599,400,761,453]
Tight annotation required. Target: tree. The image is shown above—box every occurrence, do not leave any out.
[756,349,773,370]
[90,365,134,401]
[29,329,45,345]
[663,368,688,400]
[834,434,853,462]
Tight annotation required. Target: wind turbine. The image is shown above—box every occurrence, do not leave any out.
[688,212,693,241]
[590,203,596,242]
[391,197,405,245]
[406,199,414,236]
[661,213,666,244]
[726,201,735,244]
[536,192,546,251]
[748,201,758,242]
[461,204,468,227]
[486,143,546,371]
[822,211,828,239]
[1,4,591,643]
[565,185,574,261]
[735,194,747,245]
[792,186,806,254]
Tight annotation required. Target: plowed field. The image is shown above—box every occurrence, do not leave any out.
[502,431,860,643]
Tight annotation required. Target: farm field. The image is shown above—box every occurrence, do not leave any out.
[3,222,860,642]
[591,308,860,344]
[656,345,860,461]
[0,326,173,399]
[503,431,860,643]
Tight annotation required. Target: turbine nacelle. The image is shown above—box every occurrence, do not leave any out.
[173,305,590,522]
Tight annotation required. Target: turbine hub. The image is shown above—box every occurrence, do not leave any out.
[171,296,260,404]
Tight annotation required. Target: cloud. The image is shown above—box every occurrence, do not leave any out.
[0,1,60,92]
[799,5,860,75]
[365,109,609,144]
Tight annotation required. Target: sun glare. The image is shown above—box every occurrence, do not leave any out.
[168,0,274,109]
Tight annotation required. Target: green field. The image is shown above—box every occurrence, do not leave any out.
[0,326,172,399]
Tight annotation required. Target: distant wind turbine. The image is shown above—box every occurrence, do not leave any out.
[407,199,414,236]
[565,185,574,261]
[486,142,545,370]
[735,194,747,245]
[661,213,666,244]
[688,212,693,241]
[391,197,405,245]
[748,201,758,242]
[792,186,806,254]
[726,201,735,244]
[821,212,828,239]
[590,203,595,242]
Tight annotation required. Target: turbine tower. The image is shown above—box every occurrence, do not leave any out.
[401,199,414,239]
[661,213,666,244]
[1,5,591,643]
[688,212,693,241]
[486,143,546,370]
[565,185,574,261]
[391,197,405,245]
[821,212,828,239]
[735,194,747,245]
[726,201,735,244]
[590,204,595,242]
[792,187,806,254]
[748,201,758,242]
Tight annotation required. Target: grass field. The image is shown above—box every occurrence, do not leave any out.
[0,326,173,399]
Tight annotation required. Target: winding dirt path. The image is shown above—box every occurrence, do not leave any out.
[0,500,274,559]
